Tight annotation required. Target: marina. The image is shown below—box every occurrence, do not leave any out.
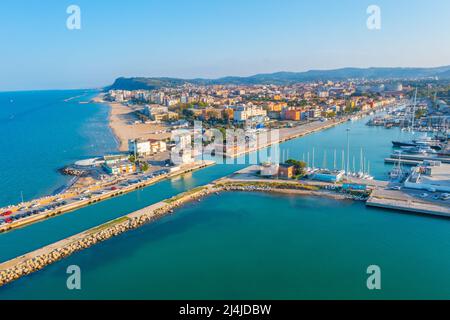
[0,97,449,298]
[2,157,450,287]
[388,153,450,164]
[0,103,389,232]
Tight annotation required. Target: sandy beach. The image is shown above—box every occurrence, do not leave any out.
[94,92,380,155]
[94,94,171,151]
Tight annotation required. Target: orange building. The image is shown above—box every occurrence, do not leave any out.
[267,102,287,112]
[284,109,301,121]
[278,164,295,179]
[222,108,234,120]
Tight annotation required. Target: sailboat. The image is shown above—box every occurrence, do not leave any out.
[355,149,374,180]
[389,152,405,181]
[357,148,364,179]
[404,88,418,133]
[363,160,374,180]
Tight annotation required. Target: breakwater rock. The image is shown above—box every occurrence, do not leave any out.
[0,185,217,287]
[59,166,87,176]
[0,180,366,287]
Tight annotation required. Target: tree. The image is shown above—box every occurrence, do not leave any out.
[128,155,136,163]
[299,99,308,107]
[285,159,307,176]
[326,111,336,118]
[140,162,149,172]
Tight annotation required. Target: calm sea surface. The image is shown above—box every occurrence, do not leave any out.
[0,90,117,207]
[2,93,448,299]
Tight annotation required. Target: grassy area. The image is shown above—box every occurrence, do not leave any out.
[164,186,208,204]
[218,181,320,191]
[88,216,130,233]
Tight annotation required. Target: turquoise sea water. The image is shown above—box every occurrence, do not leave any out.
[0,90,117,207]
[2,92,446,299]
[3,192,450,299]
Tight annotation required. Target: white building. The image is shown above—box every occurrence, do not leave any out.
[180,94,189,104]
[260,163,279,177]
[165,98,179,107]
[128,139,151,157]
[149,139,167,154]
[150,92,165,104]
[144,105,169,121]
[404,162,450,192]
[233,105,267,122]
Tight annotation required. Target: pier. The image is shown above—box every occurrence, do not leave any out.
[389,153,450,164]
[0,160,215,234]
[384,158,422,166]
[367,189,450,217]
[1,164,450,287]
[0,184,218,287]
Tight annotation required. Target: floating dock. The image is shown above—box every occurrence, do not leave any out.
[384,158,422,166]
[389,153,450,164]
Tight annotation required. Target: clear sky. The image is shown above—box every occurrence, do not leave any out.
[1,0,450,91]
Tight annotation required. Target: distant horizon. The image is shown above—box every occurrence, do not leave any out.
[2,0,450,91]
[1,63,450,93]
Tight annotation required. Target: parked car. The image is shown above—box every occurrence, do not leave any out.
[0,211,13,216]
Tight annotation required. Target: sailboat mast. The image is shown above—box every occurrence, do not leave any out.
[312,148,315,169]
[362,157,365,174]
[411,88,417,132]
[346,128,350,175]
[360,148,363,173]
[353,156,355,174]
[333,149,337,169]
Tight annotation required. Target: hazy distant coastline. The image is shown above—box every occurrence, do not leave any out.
[108,65,450,90]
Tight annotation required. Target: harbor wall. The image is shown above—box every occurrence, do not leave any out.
[0,184,217,287]
[0,160,215,234]
[0,180,367,287]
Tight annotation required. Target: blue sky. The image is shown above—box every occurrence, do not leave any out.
[1,0,450,91]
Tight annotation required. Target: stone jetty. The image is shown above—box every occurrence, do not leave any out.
[0,178,366,287]
[0,184,217,287]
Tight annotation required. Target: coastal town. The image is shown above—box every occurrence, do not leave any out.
[1,79,449,230]
[0,80,406,228]
[0,77,449,287]
[0,79,448,227]
[4,0,450,305]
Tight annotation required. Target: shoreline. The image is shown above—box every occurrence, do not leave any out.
[3,162,448,286]
[0,160,215,234]
[0,100,388,231]
[94,95,172,152]
[106,101,122,152]
[94,93,386,157]
[0,179,363,287]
